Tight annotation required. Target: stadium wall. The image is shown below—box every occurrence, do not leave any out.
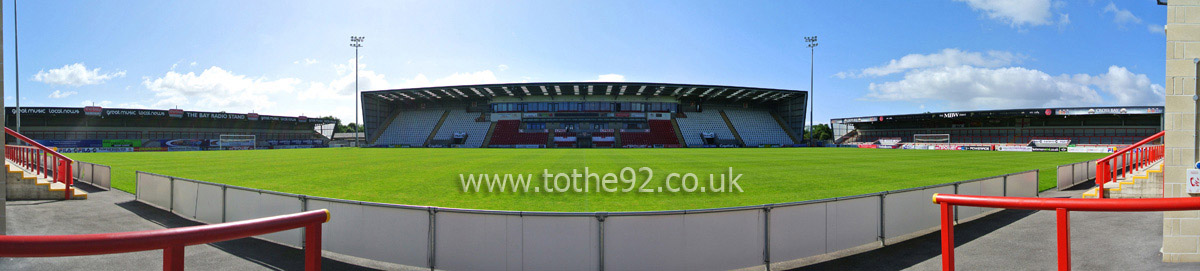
[133,170,1038,270]
[1163,1,1200,262]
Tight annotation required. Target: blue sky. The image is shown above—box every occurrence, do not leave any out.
[2,0,1168,124]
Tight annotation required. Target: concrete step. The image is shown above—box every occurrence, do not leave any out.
[5,160,87,200]
[1084,161,1164,199]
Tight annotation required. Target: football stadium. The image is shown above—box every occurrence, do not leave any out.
[5,106,336,152]
[1,1,1194,271]
[832,106,1163,148]
[359,82,807,148]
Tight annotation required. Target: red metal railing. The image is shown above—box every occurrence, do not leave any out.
[1094,131,1164,198]
[0,209,330,271]
[4,127,74,199]
[933,194,1200,271]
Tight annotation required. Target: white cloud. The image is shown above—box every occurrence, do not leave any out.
[956,0,1067,28]
[189,61,198,67]
[48,90,77,98]
[1103,2,1141,25]
[1148,24,1164,34]
[498,64,509,71]
[865,65,1163,109]
[33,63,126,86]
[837,49,1023,78]
[589,74,626,82]
[143,66,302,111]
[294,58,318,65]
[1057,13,1070,30]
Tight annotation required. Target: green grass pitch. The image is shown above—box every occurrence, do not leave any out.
[67,148,1104,212]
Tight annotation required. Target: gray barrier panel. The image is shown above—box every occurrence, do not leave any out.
[93,165,111,189]
[257,192,304,246]
[521,216,598,271]
[72,161,81,180]
[1006,171,1038,198]
[1073,162,1087,185]
[135,172,172,210]
[1088,161,1097,179]
[223,188,258,223]
[605,214,687,271]
[682,210,764,271]
[171,179,198,219]
[884,185,955,240]
[768,202,827,263]
[305,199,365,261]
[224,188,303,246]
[1089,160,1099,179]
[194,182,224,224]
[305,199,433,267]
[956,180,983,220]
[82,164,94,186]
[826,196,881,252]
[361,205,430,268]
[436,211,524,271]
[1056,164,1072,190]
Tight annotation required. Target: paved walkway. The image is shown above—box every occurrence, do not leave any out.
[0,183,409,271]
[799,184,1200,270]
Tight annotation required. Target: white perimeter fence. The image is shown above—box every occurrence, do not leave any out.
[135,170,1038,271]
[71,161,111,190]
[1056,160,1098,191]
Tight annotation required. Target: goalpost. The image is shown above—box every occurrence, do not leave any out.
[219,134,257,150]
[913,134,951,143]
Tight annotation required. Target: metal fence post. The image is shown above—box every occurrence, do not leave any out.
[953,183,960,223]
[168,177,175,213]
[596,212,607,271]
[221,185,228,223]
[428,207,437,271]
[878,193,886,246]
[299,195,308,248]
[1002,175,1008,197]
[762,205,772,271]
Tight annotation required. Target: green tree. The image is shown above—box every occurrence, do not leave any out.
[804,124,833,141]
[318,116,364,133]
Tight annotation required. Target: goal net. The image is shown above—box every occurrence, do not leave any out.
[219,134,257,150]
[913,134,950,143]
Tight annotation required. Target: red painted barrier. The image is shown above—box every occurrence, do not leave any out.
[1094,131,1164,198]
[4,127,74,199]
[0,209,330,271]
[933,194,1200,271]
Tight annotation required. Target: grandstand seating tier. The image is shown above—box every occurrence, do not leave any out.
[431,110,491,147]
[620,120,679,146]
[489,120,548,146]
[675,110,736,146]
[375,109,446,146]
[723,109,793,146]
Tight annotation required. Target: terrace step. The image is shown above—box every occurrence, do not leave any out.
[5,160,87,200]
[1082,161,1163,199]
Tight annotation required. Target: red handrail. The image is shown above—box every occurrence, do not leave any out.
[0,209,330,271]
[932,194,1200,271]
[1094,131,1164,198]
[4,127,74,199]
